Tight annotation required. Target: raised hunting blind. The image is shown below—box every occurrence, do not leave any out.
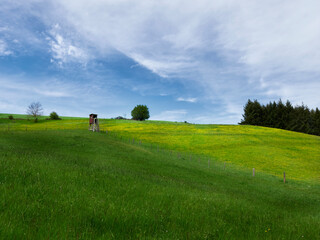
[89,113,100,132]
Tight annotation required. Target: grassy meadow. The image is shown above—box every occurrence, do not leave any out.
[2,114,319,181]
[0,113,320,239]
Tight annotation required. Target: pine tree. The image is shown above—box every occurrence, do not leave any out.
[289,104,310,133]
[285,100,294,130]
[313,108,320,135]
[240,100,253,125]
[274,99,286,129]
[240,99,319,136]
[264,101,277,127]
[240,99,263,125]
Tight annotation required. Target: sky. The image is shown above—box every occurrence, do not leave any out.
[0,0,320,124]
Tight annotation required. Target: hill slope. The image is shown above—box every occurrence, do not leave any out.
[102,119,320,182]
[1,114,319,181]
[0,129,320,239]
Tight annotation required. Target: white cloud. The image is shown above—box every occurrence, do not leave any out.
[151,110,187,122]
[0,40,13,56]
[177,97,197,103]
[0,75,74,98]
[49,0,320,111]
[0,73,125,117]
[128,53,197,78]
[0,27,9,32]
[47,24,89,66]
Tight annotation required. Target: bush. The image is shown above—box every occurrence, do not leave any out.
[50,111,61,120]
[131,105,150,121]
[8,115,14,120]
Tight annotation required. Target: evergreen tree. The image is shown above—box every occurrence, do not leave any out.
[264,101,277,127]
[275,99,286,129]
[240,99,319,136]
[291,104,311,133]
[240,100,263,125]
[240,99,253,125]
[285,100,294,130]
[313,108,320,135]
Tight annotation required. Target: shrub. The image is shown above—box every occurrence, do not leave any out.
[8,115,14,120]
[131,105,150,121]
[50,111,61,120]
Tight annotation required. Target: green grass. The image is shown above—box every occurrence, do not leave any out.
[0,129,319,239]
[2,114,318,181]
[0,114,319,238]
[100,119,320,181]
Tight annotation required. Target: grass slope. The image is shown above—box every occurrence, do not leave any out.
[1,114,319,181]
[101,120,320,182]
[1,129,320,239]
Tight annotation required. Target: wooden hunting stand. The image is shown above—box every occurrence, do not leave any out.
[89,113,100,132]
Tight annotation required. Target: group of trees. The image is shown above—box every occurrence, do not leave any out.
[26,102,60,122]
[26,102,150,122]
[240,99,320,136]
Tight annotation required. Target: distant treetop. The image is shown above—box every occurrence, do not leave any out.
[131,105,150,121]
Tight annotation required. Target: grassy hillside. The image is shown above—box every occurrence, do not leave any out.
[1,114,319,182]
[1,129,320,239]
[102,120,320,182]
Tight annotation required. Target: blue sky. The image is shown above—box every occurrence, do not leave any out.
[1,0,320,123]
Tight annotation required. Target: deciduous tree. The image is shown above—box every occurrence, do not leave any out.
[27,102,43,122]
[131,105,150,121]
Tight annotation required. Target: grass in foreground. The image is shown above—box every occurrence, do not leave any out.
[0,129,320,239]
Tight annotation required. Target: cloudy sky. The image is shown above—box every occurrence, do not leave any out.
[1,0,319,123]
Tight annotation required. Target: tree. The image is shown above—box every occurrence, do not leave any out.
[240,99,263,125]
[290,104,311,133]
[50,111,61,120]
[284,100,294,130]
[240,99,320,136]
[240,99,254,125]
[274,99,286,129]
[131,105,150,121]
[27,102,43,122]
[313,108,320,135]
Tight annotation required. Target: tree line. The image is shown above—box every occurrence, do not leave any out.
[240,99,320,136]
